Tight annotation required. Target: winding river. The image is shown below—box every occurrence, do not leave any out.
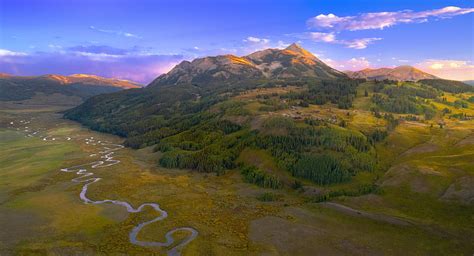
[10,120,198,256]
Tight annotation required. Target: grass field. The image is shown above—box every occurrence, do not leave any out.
[0,95,473,255]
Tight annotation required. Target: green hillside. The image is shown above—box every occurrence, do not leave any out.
[65,75,474,198]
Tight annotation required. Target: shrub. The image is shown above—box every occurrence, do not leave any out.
[257,192,281,202]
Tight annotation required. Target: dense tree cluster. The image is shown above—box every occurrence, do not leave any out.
[293,154,350,185]
[419,79,474,93]
[281,79,358,109]
[65,85,221,146]
[157,120,247,173]
[252,117,376,185]
[240,165,283,189]
[367,129,388,144]
[371,84,438,119]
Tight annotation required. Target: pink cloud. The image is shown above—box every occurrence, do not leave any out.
[307,32,381,49]
[308,6,474,31]
[415,59,474,81]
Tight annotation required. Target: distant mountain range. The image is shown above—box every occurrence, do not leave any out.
[345,66,438,81]
[1,43,466,105]
[149,43,347,88]
[463,80,474,86]
[152,44,446,88]
[0,74,141,101]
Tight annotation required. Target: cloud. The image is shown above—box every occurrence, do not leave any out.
[325,57,372,70]
[309,32,337,43]
[0,47,183,84]
[306,32,381,49]
[241,37,290,54]
[89,25,141,38]
[344,37,382,49]
[275,40,290,49]
[244,36,270,44]
[182,46,204,54]
[308,6,474,31]
[68,45,130,55]
[0,49,27,57]
[415,59,474,80]
[48,44,63,50]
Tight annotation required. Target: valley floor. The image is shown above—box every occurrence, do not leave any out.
[0,101,473,255]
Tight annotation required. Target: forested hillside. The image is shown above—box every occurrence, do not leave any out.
[64,45,474,201]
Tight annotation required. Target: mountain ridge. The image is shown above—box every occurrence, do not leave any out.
[8,73,142,89]
[149,43,347,88]
[345,66,438,81]
[0,73,141,101]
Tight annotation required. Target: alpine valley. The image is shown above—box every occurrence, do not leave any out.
[1,44,474,255]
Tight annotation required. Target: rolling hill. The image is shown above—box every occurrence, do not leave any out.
[345,66,438,81]
[0,74,141,101]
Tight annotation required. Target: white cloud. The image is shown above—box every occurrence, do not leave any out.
[241,37,291,54]
[345,57,371,69]
[344,37,382,49]
[89,25,141,38]
[308,6,474,31]
[310,14,349,28]
[0,49,27,57]
[323,57,372,70]
[276,40,290,49]
[48,44,63,49]
[415,59,474,80]
[305,32,381,49]
[397,59,411,63]
[244,36,270,44]
[309,32,337,42]
[73,51,123,61]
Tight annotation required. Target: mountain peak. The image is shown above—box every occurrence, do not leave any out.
[150,44,346,88]
[285,43,303,51]
[284,43,314,58]
[395,65,416,70]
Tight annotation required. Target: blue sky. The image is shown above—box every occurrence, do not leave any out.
[1,0,473,83]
